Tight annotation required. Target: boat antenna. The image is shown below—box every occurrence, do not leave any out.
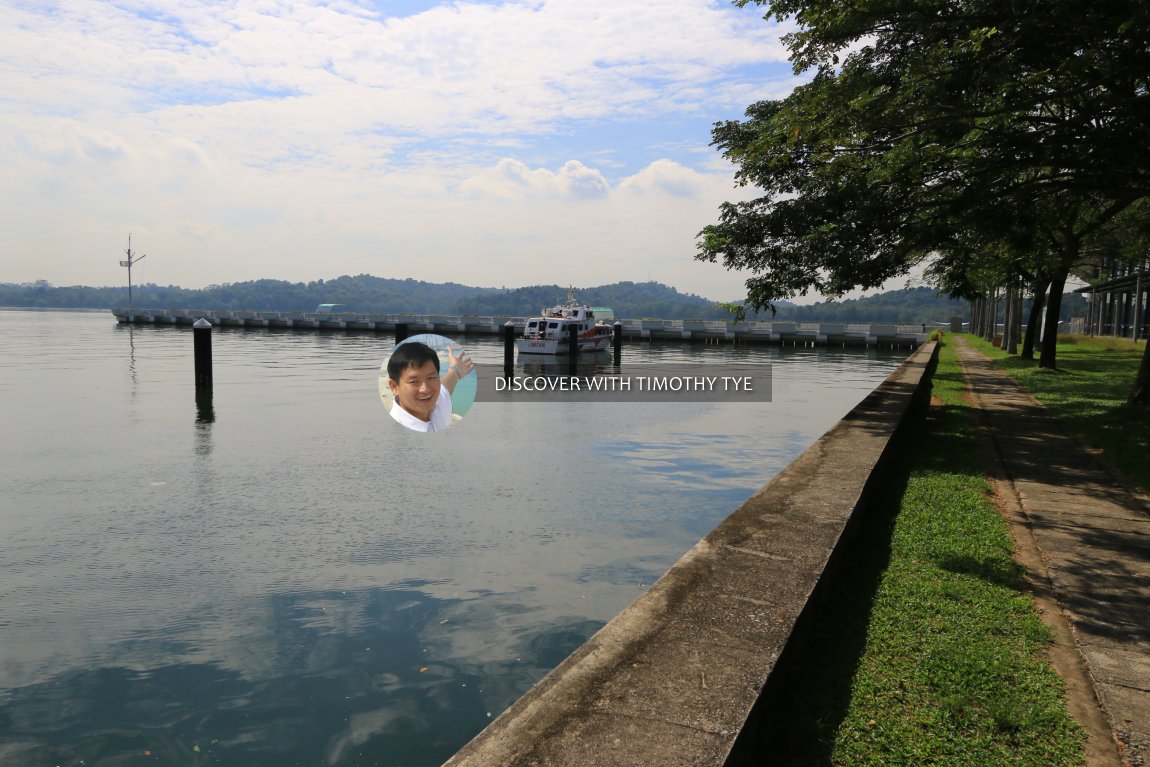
[120,234,147,309]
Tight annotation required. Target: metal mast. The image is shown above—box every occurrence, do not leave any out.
[120,234,147,308]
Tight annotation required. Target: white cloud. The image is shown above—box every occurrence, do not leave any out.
[459,158,609,200]
[618,159,707,198]
[2,0,789,145]
[0,0,796,301]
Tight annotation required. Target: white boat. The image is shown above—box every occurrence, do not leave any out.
[517,294,614,355]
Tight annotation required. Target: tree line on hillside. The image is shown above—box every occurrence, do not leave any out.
[0,277,726,317]
[0,276,497,315]
[1,277,1087,324]
[768,288,1084,325]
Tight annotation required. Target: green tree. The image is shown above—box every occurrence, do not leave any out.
[698,0,1150,372]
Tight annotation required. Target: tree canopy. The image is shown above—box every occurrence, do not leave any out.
[698,0,1150,371]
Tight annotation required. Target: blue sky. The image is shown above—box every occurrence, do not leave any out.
[1,0,821,301]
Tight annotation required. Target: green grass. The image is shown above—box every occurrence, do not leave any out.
[964,333,1149,492]
[754,339,1085,766]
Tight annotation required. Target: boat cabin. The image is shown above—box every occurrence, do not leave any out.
[525,305,600,339]
[526,317,596,339]
[545,305,595,321]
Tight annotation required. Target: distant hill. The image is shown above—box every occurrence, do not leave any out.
[764,287,967,324]
[0,277,1085,323]
[765,287,1086,324]
[0,275,503,315]
[0,276,732,319]
[454,282,726,319]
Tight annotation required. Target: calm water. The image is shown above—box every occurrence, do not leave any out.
[0,310,907,767]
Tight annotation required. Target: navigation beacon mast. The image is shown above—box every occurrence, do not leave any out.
[120,234,147,309]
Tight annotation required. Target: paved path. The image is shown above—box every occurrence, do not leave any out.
[956,339,1150,766]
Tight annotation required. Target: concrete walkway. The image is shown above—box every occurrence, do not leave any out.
[956,339,1150,767]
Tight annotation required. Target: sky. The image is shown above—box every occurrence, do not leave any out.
[1,0,815,301]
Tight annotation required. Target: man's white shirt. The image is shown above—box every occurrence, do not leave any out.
[389,386,453,432]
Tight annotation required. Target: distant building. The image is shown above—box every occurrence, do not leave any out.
[315,304,345,314]
[1074,255,1148,339]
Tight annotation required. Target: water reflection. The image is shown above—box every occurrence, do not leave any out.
[517,356,620,378]
[127,324,139,386]
[195,387,215,426]
[0,585,601,767]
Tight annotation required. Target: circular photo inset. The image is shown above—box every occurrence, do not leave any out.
[379,334,476,433]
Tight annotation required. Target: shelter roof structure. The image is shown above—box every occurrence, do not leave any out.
[1073,256,1148,339]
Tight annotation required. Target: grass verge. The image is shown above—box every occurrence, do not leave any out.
[963,333,1149,492]
[750,339,1084,766]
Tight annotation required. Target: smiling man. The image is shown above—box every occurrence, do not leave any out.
[386,341,473,433]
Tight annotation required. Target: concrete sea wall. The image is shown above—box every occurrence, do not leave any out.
[443,341,940,766]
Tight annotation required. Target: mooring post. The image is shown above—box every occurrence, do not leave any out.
[193,318,212,387]
[396,323,409,344]
[567,324,578,375]
[503,321,515,380]
[613,321,623,366]
[195,386,215,424]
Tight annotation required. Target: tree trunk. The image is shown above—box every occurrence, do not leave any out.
[1039,270,1068,369]
[1017,287,1025,347]
[1022,278,1049,360]
[1130,340,1150,406]
[1007,282,1021,354]
[1003,282,1015,351]
[986,288,998,342]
